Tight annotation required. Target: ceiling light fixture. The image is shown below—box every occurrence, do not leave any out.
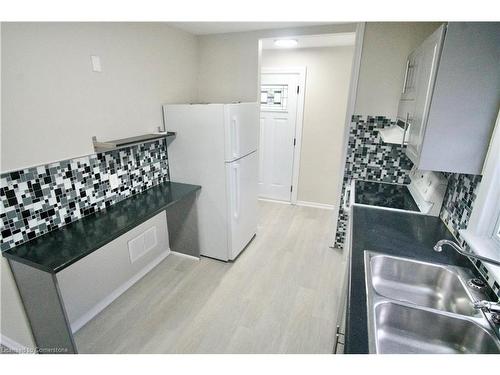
[274,39,298,48]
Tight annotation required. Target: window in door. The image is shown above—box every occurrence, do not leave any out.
[260,85,288,111]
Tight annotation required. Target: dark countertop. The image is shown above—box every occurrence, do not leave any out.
[2,181,201,274]
[344,204,478,354]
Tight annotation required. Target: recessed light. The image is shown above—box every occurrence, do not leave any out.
[274,39,298,48]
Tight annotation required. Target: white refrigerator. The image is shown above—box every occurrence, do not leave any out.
[163,103,259,261]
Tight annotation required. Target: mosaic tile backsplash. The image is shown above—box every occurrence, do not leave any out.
[439,173,500,299]
[440,172,482,241]
[332,116,499,297]
[334,115,414,248]
[1,140,169,251]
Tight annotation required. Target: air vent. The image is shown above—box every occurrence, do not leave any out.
[128,226,158,264]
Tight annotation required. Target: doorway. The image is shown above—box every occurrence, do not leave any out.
[258,33,357,210]
[259,68,305,203]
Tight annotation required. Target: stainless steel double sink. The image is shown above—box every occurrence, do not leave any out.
[364,251,500,354]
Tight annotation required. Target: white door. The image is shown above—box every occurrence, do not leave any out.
[259,72,300,202]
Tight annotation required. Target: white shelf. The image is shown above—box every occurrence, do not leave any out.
[378,125,408,145]
[92,132,176,153]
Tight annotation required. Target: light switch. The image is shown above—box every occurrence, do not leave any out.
[90,55,102,72]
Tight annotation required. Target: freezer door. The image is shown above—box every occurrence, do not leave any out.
[226,151,258,260]
[224,103,260,162]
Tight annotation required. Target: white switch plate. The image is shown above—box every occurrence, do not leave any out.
[90,55,102,72]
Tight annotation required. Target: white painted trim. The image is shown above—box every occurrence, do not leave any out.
[0,334,35,354]
[295,201,334,210]
[329,22,366,247]
[70,250,169,333]
[258,197,292,205]
[261,67,306,205]
[170,251,200,261]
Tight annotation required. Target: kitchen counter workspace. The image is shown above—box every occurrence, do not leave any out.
[344,205,481,354]
[3,181,201,273]
[3,180,201,354]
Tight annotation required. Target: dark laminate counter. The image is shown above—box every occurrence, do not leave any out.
[344,205,480,354]
[2,181,201,274]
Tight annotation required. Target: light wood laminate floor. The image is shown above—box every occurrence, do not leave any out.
[75,201,344,353]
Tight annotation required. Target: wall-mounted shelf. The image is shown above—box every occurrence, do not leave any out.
[378,123,409,146]
[92,132,176,153]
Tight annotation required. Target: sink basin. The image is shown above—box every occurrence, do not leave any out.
[370,254,477,316]
[374,302,500,354]
[364,251,500,354]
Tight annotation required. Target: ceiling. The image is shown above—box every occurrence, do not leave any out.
[169,22,338,35]
[261,32,356,50]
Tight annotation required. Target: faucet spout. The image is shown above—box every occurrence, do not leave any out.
[474,300,500,313]
[433,239,500,267]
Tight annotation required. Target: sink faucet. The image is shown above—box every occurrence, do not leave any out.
[473,300,500,313]
[433,239,500,267]
[434,239,500,318]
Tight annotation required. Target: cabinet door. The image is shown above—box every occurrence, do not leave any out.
[418,23,500,174]
[405,25,446,164]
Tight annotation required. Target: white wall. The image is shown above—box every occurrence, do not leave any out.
[197,24,357,103]
[354,22,442,118]
[1,22,199,172]
[262,46,354,205]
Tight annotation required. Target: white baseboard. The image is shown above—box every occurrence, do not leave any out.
[170,251,200,261]
[258,197,291,205]
[0,334,35,354]
[71,250,170,333]
[295,200,335,210]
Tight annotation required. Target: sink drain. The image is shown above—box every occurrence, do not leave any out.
[468,278,487,291]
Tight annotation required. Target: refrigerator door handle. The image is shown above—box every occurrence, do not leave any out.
[232,116,240,158]
[232,163,240,220]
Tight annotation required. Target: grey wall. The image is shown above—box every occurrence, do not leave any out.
[1,22,199,172]
[197,24,357,103]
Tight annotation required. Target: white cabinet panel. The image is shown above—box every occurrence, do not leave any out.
[406,26,444,164]
[401,23,500,175]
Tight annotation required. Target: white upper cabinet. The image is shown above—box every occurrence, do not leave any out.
[400,22,500,175]
[405,25,446,164]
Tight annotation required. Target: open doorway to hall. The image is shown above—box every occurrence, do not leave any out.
[258,33,356,210]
